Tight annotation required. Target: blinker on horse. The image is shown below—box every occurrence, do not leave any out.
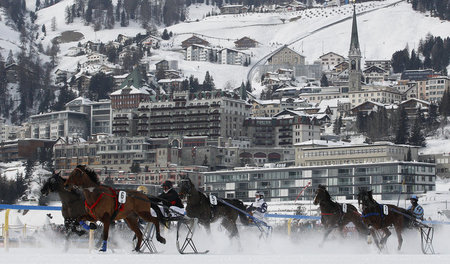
[64,165,166,252]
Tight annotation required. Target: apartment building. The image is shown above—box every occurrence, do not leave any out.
[136,91,251,140]
[245,110,322,147]
[30,111,89,140]
[295,142,419,167]
[203,161,435,201]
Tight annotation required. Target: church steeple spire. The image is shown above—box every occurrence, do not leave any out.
[349,4,360,52]
[348,3,362,92]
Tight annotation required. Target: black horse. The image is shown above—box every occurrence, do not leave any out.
[357,189,412,251]
[178,176,248,238]
[313,185,369,245]
[40,171,96,236]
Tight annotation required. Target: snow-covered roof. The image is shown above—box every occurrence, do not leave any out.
[110,85,150,95]
[65,97,93,106]
[317,98,350,109]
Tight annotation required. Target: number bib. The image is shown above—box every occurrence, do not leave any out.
[209,194,217,205]
[118,191,127,204]
[342,203,347,213]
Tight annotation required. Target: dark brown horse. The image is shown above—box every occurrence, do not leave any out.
[178,176,248,239]
[313,185,369,245]
[40,171,96,236]
[357,189,411,251]
[64,165,166,252]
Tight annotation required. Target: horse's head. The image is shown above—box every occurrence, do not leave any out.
[357,189,373,209]
[64,165,99,190]
[178,175,194,199]
[313,184,329,205]
[41,171,63,196]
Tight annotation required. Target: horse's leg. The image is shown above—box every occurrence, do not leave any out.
[319,227,334,247]
[369,227,381,250]
[380,227,391,246]
[221,218,239,239]
[125,216,143,252]
[394,223,403,251]
[99,216,111,252]
[137,211,166,244]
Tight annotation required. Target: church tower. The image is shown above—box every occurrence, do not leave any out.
[348,4,362,92]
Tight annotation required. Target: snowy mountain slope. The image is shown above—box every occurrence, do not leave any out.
[1,1,449,92]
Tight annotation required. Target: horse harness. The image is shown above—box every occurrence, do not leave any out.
[361,204,388,227]
[74,168,125,220]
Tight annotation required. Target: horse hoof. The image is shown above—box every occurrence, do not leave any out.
[157,236,166,244]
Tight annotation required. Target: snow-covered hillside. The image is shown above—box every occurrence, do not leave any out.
[2,0,447,91]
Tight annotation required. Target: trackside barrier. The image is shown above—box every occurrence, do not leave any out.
[0,204,94,252]
[262,214,450,236]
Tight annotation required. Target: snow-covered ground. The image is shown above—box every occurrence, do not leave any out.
[1,177,449,260]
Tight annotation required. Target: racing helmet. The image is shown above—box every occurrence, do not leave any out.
[255,191,264,198]
[136,186,148,194]
[161,180,173,189]
[410,195,418,201]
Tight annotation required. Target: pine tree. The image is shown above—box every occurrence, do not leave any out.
[202,71,215,91]
[394,107,409,144]
[162,29,170,40]
[51,16,56,31]
[426,102,439,133]
[333,116,342,135]
[320,73,329,87]
[88,72,114,101]
[41,24,46,36]
[65,6,72,24]
[245,80,252,92]
[409,117,426,146]
[6,50,15,66]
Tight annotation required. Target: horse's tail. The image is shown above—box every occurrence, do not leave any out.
[395,206,413,229]
[231,199,250,226]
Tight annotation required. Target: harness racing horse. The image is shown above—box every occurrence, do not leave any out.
[178,176,248,239]
[40,171,97,235]
[313,185,369,245]
[64,165,166,252]
[357,189,411,251]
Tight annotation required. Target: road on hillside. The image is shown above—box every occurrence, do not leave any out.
[246,0,405,84]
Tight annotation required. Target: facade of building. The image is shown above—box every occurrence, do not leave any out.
[0,139,55,162]
[203,161,435,201]
[218,48,250,65]
[295,142,419,167]
[181,36,210,49]
[425,76,450,103]
[234,37,258,49]
[185,44,213,62]
[245,110,321,147]
[30,111,89,140]
[91,100,112,135]
[267,45,305,66]
[348,87,402,107]
[319,52,345,70]
[364,60,391,73]
[363,65,388,84]
[220,5,247,14]
[136,91,251,140]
